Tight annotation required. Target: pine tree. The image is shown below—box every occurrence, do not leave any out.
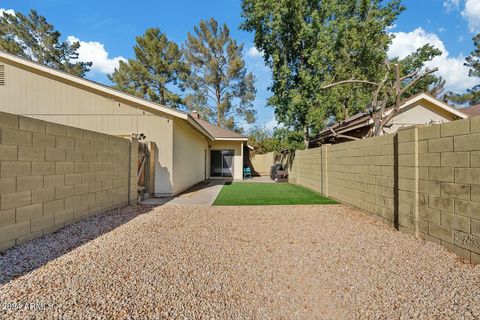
[109,28,189,108]
[184,18,256,130]
[0,9,91,77]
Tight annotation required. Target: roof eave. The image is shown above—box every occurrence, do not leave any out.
[404,93,468,119]
[214,137,248,141]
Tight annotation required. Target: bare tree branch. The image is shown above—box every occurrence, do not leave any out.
[394,63,402,110]
[337,134,360,141]
[321,60,440,140]
[320,79,379,90]
[399,68,439,96]
[371,63,391,113]
[400,69,419,81]
[329,127,360,141]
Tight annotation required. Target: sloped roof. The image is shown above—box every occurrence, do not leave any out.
[0,50,246,142]
[314,93,468,142]
[190,115,247,140]
[460,104,480,117]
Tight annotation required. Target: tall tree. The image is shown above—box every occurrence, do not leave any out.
[248,125,276,154]
[446,33,480,106]
[320,59,438,138]
[391,44,444,98]
[0,9,91,77]
[184,18,256,130]
[109,28,189,108]
[241,0,404,146]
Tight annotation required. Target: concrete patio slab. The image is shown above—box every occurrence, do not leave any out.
[168,180,225,206]
[140,180,226,206]
[242,175,274,183]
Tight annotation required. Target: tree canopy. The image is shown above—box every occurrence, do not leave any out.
[241,0,405,146]
[391,44,444,99]
[446,33,480,106]
[109,28,189,108]
[0,9,91,77]
[184,18,256,130]
[248,125,305,154]
[247,126,277,154]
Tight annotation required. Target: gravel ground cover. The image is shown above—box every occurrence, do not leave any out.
[0,204,479,319]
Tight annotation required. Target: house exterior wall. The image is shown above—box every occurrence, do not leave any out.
[384,101,458,134]
[172,119,209,195]
[0,60,174,194]
[0,111,137,252]
[210,140,244,180]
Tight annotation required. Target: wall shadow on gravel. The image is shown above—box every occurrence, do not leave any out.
[0,205,155,286]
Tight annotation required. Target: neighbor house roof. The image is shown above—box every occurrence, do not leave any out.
[190,114,247,140]
[460,104,480,117]
[0,50,246,142]
[314,93,468,142]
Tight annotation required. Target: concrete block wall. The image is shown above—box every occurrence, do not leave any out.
[290,147,327,195]
[290,135,394,226]
[250,152,274,175]
[289,117,480,263]
[0,111,137,252]
[415,118,480,263]
[327,135,395,227]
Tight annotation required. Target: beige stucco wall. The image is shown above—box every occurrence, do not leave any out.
[0,60,174,194]
[250,152,274,175]
[172,119,209,194]
[0,111,137,252]
[210,140,244,180]
[250,152,291,176]
[385,101,457,134]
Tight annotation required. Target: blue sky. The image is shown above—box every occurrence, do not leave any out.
[1,0,479,130]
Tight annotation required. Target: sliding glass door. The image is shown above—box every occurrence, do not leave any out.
[211,150,234,177]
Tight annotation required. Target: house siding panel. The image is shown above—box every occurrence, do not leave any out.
[0,60,174,194]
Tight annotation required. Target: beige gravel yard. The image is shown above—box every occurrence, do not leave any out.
[1,204,479,319]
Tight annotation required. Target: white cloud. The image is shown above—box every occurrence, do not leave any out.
[443,0,461,11]
[389,28,446,59]
[0,8,15,16]
[265,116,283,131]
[462,0,480,33]
[66,36,126,75]
[247,46,263,58]
[388,27,476,93]
[386,24,397,31]
[438,27,447,33]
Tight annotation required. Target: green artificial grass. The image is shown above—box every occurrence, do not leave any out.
[213,182,338,206]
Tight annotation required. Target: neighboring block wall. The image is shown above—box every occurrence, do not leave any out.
[251,152,275,175]
[328,135,395,227]
[0,111,137,252]
[289,117,480,263]
[290,135,394,227]
[415,118,480,262]
[251,151,291,176]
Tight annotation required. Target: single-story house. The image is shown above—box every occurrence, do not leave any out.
[0,50,247,197]
[312,93,468,146]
